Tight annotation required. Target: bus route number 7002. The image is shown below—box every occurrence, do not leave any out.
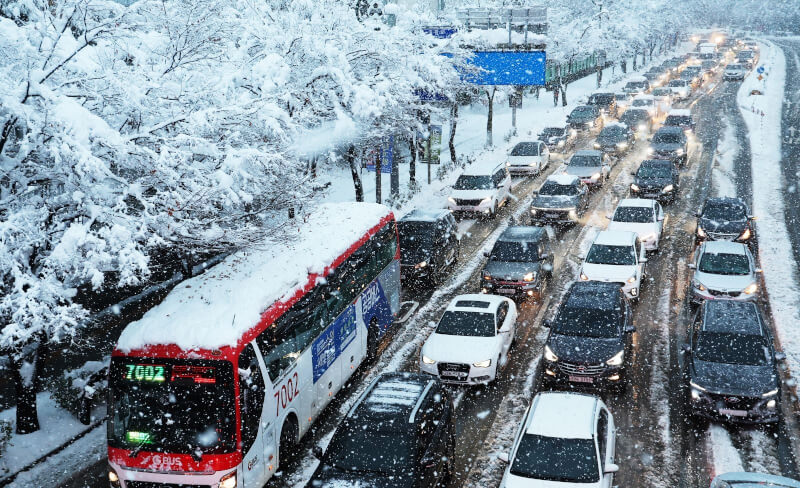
[275,371,299,415]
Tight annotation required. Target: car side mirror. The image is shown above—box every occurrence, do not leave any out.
[498,452,510,463]
[775,352,787,361]
[421,454,437,469]
[695,211,702,217]
[605,214,613,220]
[624,325,636,334]
[540,253,550,260]
[543,318,552,328]
[687,263,696,269]
[681,343,691,354]
[630,170,636,176]
[604,463,620,474]
[312,445,324,459]
[749,215,757,221]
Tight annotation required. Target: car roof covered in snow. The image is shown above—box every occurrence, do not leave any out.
[592,230,638,247]
[526,392,599,439]
[546,174,580,186]
[400,208,451,222]
[347,373,436,426]
[462,160,505,176]
[668,108,692,116]
[702,301,764,336]
[617,198,656,209]
[626,75,648,83]
[447,293,504,312]
[115,202,393,355]
[700,240,748,255]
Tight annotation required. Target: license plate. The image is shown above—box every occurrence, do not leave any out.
[441,371,465,378]
[568,375,594,384]
[644,193,659,198]
[719,408,748,417]
[497,288,516,295]
[545,213,560,218]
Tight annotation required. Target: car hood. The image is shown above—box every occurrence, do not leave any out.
[508,155,544,164]
[597,135,626,145]
[691,359,777,396]
[580,262,638,283]
[532,194,580,209]
[548,334,623,364]
[693,270,754,292]
[422,332,500,364]
[564,166,601,178]
[450,189,494,200]
[651,142,682,152]
[698,217,747,235]
[607,221,657,239]
[484,260,541,281]
[309,466,414,488]
[635,176,673,188]
[502,472,602,488]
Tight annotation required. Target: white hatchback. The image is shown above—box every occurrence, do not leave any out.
[607,199,665,251]
[507,141,550,175]
[579,230,647,299]
[499,392,617,488]
[419,294,517,385]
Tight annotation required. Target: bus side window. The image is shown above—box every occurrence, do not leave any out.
[238,343,265,454]
[258,321,299,382]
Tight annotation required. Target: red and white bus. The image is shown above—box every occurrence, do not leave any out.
[107,203,400,488]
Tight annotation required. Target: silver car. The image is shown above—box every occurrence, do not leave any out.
[688,241,761,304]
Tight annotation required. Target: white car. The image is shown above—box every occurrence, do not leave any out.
[499,392,617,488]
[651,87,673,115]
[667,79,692,100]
[419,294,518,385]
[507,141,550,175]
[631,94,659,119]
[580,230,647,299]
[607,199,665,251]
[688,241,761,304]
[448,163,512,218]
[723,63,747,81]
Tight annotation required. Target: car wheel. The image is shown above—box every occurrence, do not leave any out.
[279,419,299,468]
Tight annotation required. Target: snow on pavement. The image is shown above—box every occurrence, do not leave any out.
[711,118,738,198]
[708,424,745,476]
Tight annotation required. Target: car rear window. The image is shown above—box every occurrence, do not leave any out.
[568,155,601,167]
[510,434,599,482]
[653,132,683,144]
[664,115,692,126]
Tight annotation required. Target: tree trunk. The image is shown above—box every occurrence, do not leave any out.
[180,251,194,279]
[375,148,381,204]
[485,87,496,148]
[345,145,364,202]
[449,102,458,164]
[596,67,603,87]
[621,60,627,74]
[632,54,637,71]
[12,345,44,434]
[408,136,416,183]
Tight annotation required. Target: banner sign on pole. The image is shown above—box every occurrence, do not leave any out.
[449,51,547,86]
[421,125,442,164]
[366,136,394,174]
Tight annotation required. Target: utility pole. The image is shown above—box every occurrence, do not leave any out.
[375,147,382,204]
[390,138,399,198]
[427,127,432,184]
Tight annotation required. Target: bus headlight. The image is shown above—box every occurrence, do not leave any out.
[743,283,758,295]
[220,472,237,488]
[422,355,436,365]
[108,468,121,488]
[473,359,492,368]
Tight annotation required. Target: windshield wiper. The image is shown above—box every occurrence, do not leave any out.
[128,440,150,458]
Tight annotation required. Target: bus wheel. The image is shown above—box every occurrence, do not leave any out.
[279,418,298,467]
[366,320,380,361]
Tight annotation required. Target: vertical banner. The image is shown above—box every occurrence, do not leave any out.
[422,125,442,164]
[365,137,393,173]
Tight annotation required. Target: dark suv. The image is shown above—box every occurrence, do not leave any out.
[309,373,455,488]
[540,281,635,392]
[480,226,554,300]
[530,175,589,226]
[399,209,459,285]
[648,126,688,166]
[567,105,604,131]
[683,301,783,424]
[695,197,756,247]
[630,159,680,202]
[586,92,618,117]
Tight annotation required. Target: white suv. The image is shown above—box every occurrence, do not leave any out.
[507,141,550,175]
[448,163,512,218]
[607,199,665,251]
[499,392,617,488]
[419,294,518,385]
[579,230,647,299]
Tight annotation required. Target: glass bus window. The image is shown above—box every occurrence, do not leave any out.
[238,343,265,454]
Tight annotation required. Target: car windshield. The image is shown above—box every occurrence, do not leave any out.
[600,126,627,137]
[398,221,434,248]
[698,252,750,275]
[490,240,540,263]
[665,115,692,126]
[626,81,647,89]
[436,310,495,337]
[510,142,541,156]
[638,165,673,178]
[569,155,600,167]
[585,244,636,266]
[653,88,671,96]
[454,175,492,190]
[632,99,653,107]
[653,132,683,144]
[668,80,687,87]
[540,127,565,137]
[572,106,594,115]
[539,181,580,196]
[325,422,412,473]
[695,332,770,366]
[703,202,747,220]
[510,434,599,482]
[553,305,623,338]
[107,358,236,455]
[620,111,648,124]
[614,206,654,223]
[727,64,743,70]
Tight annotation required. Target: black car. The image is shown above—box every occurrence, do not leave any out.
[695,197,756,247]
[530,175,590,226]
[593,123,636,155]
[538,125,576,152]
[540,281,636,392]
[663,110,696,133]
[619,108,653,135]
[586,92,618,117]
[648,126,688,165]
[567,105,604,131]
[630,159,680,202]
[398,209,459,285]
[683,301,783,424]
[480,226,554,300]
[308,373,455,488]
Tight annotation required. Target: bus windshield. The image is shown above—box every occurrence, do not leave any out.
[107,357,237,455]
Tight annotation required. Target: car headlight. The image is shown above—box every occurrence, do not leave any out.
[641,233,657,242]
[606,350,625,366]
[690,380,707,392]
[580,272,589,281]
[692,278,706,291]
[506,161,511,167]
[480,196,492,204]
[630,183,640,192]
[647,147,654,155]
[738,228,751,240]
[544,345,559,362]
[743,282,758,295]
[473,359,492,368]
[220,472,237,488]
[415,261,427,269]
[448,197,456,204]
[762,388,779,398]
[662,184,674,193]
[523,272,535,282]
[617,142,628,149]
[568,209,578,219]
[638,124,647,132]
[675,149,684,156]
[558,139,565,147]
[767,399,777,409]
[593,142,601,149]
[697,226,706,237]
[422,355,436,365]
[590,172,601,180]
[530,208,537,215]
[627,274,637,283]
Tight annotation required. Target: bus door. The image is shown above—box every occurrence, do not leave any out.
[238,343,268,487]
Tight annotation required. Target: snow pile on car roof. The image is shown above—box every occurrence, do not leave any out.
[116,202,392,352]
[547,174,579,185]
